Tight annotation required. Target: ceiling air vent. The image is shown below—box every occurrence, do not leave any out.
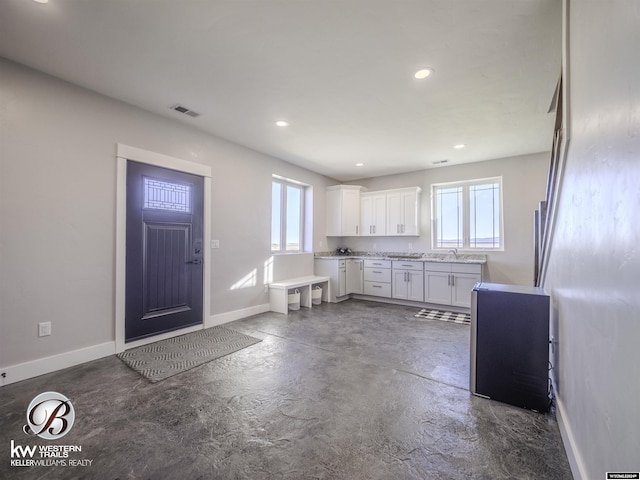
[170,104,201,118]
[432,159,449,165]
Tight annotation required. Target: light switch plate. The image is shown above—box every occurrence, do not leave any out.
[211,240,220,249]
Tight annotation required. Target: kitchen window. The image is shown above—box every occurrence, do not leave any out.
[431,177,503,250]
[271,177,306,252]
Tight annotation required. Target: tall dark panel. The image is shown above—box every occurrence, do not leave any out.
[470,283,550,412]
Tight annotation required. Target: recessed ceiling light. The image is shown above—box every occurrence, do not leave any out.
[33,0,49,3]
[453,144,466,149]
[414,67,434,79]
[276,120,289,127]
[355,163,364,167]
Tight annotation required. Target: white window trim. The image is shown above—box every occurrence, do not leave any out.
[431,176,504,252]
[271,175,307,254]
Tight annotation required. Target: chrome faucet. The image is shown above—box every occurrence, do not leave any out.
[448,248,458,259]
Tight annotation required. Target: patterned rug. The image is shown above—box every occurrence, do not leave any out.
[117,326,262,383]
[415,309,471,325]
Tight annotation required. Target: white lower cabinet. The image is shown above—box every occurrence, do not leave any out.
[424,262,482,308]
[391,261,424,302]
[424,269,452,304]
[450,272,481,307]
[315,258,364,301]
[314,258,347,302]
[317,257,483,308]
[346,258,364,294]
[363,259,392,297]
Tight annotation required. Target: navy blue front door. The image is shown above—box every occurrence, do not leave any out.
[125,161,204,342]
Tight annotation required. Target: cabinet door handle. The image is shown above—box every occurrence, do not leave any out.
[356,225,358,234]
[373,225,376,234]
[451,275,455,286]
[447,275,451,286]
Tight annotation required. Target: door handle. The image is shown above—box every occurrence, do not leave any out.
[186,259,203,265]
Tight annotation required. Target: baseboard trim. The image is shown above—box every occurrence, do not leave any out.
[349,294,470,313]
[0,342,115,387]
[555,394,587,480]
[1,305,271,387]
[207,303,271,328]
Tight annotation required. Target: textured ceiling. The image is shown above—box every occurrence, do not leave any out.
[0,0,562,181]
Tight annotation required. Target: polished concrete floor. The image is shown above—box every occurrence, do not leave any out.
[1,300,572,479]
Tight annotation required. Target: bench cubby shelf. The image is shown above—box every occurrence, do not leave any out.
[268,275,331,314]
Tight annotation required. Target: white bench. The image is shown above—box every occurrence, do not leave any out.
[268,275,330,314]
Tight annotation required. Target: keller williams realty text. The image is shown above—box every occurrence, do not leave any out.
[11,459,93,467]
[10,441,93,467]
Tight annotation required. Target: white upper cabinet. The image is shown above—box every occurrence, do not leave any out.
[326,185,363,236]
[360,192,387,236]
[328,185,420,237]
[386,187,421,236]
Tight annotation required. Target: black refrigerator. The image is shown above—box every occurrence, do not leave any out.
[470,282,551,412]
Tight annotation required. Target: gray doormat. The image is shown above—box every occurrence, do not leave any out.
[117,326,262,383]
[415,309,470,325]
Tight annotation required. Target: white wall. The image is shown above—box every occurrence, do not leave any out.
[342,152,549,286]
[543,1,640,478]
[0,58,338,375]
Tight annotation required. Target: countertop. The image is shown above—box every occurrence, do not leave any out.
[314,251,487,264]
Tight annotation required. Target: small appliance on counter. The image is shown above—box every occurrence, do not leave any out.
[335,247,352,256]
[470,282,551,412]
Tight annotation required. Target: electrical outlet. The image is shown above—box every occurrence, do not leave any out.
[408,242,413,250]
[211,239,220,249]
[38,322,51,337]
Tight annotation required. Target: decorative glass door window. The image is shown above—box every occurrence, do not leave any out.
[143,177,192,213]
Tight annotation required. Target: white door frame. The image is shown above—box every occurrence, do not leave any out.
[115,144,212,353]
